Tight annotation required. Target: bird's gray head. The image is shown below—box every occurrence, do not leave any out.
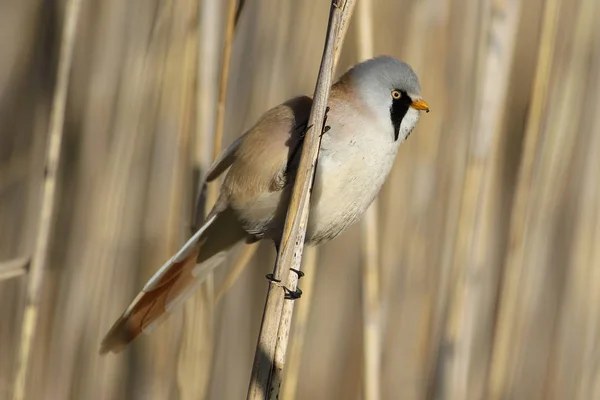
[345,56,429,142]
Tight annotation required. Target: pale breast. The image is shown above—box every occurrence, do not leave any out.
[305,99,400,245]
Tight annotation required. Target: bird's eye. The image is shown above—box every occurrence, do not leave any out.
[391,90,402,99]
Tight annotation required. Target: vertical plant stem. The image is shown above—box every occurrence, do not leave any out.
[178,0,244,398]
[279,247,318,400]
[487,0,561,396]
[247,1,356,399]
[361,204,381,400]
[270,0,356,396]
[12,0,83,399]
[194,0,221,181]
[355,0,380,399]
[439,0,522,397]
[201,0,240,303]
[210,0,237,187]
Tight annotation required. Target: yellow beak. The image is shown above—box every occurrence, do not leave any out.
[411,99,430,113]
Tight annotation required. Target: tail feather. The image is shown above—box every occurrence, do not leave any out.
[100,209,246,354]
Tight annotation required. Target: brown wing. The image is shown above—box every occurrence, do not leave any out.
[221,96,313,205]
[205,134,245,182]
[204,94,311,184]
[194,96,310,230]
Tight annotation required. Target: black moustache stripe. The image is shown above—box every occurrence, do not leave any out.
[390,91,412,141]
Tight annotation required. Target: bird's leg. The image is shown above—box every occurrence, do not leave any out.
[290,268,304,279]
[265,273,281,284]
[265,268,302,300]
[321,106,331,137]
[297,123,310,140]
[286,122,311,173]
[283,268,304,299]
[283,286,303,300]
[265,271,303,300]
[295,105,331,142]
[265,243,304,300]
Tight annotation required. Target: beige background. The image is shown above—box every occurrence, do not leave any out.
[1,0,599,399]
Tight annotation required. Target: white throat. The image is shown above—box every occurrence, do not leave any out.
[397,107,420,143]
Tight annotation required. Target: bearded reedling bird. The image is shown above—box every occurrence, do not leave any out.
[100,55,429,354]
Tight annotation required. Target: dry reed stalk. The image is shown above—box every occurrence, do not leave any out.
[234,0,246,26]
[487,0,562,396]
[269,0,358,395]
[178,0,243,398]
[422,0,485,395]
[12,0,83,398]
[571,26,600,400]
[438,0,522,397]
[0,257,29,282]
[184,4,222,392]
[122,3,194,397]
[492,0,594,396]
[247,1,356,398]
[262,4,319,396]
[200,0,245,300]
[569,42,600,398]
[546,31,600,397]
[39,1,168,396]
[210,0,238,191]
[163,0,206,398]
[332,0,357,68]
[193,0,240,217]
[166,0,198,289]
[354,0,381,399]
[82,0,181,394]
[271,1,356,397]
[360,204,381,399]
[279,246,318,400]
[194,0,221,177]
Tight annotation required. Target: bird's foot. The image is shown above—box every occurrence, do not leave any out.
[284,268,304,299]
[265,268,305,300]
[290,268,305,279]
[298,123,311,140]
[284,286,303,300]
[321,106,331,137]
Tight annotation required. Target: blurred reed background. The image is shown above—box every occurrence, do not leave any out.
[1,0,599,399]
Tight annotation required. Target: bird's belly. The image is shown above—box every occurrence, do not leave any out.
[306,137,398,245]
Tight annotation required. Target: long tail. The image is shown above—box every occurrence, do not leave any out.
[100,208,246,354]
